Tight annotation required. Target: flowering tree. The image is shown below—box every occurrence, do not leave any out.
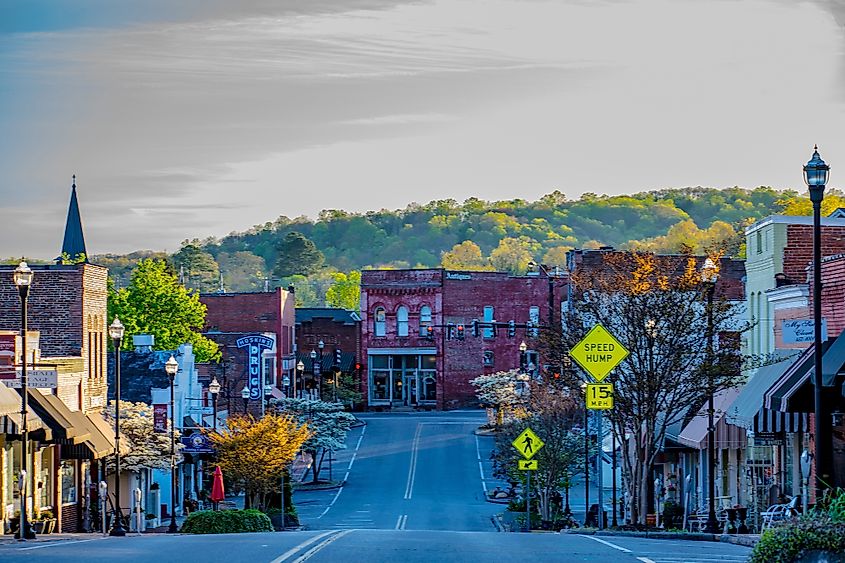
[272,398,356,484]
[471,370,522,426]
[209,412,310,509]
[102,400,180,473]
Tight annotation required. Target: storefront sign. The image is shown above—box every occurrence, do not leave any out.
[0,334,15,365]
[0,369,58,388]
[446,272,472,280]
[236,334,275,401]
[751,432,784,446]
[782,319,827,344]
[181,433,214,454]
[153,404,168,433]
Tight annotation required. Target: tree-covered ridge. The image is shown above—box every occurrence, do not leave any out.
[90,186,808,302]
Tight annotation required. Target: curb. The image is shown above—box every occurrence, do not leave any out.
[491,514,505,532]
[720,534,760,547]
[293,480,346,492]
[571,530,720,542]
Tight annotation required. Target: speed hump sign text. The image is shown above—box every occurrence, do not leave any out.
[569,324,629,382]
[586,383,614,410]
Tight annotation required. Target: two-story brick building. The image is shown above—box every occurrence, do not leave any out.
[360,268,567,410]
[294,308,361,401]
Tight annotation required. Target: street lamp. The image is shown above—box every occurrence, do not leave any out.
[296,360,304,399]
[318,340,325,400]
[310,349,318,398]
[108,316,126,537]
[241,387,250,414]
[519,341,528,371]
[804,145,833,497]
[208,377,220,432]
[13,261,35,541]
[165,355,179,534]
[700,257,719,534]
[264,384,273,414]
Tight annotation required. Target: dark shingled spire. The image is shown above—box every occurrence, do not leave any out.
[59,175,88,263]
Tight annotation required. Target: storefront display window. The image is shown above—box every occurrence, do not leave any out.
[60,460,76,504]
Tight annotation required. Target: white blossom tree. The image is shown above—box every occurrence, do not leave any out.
[471,370,523,426]
[102,400,182,474]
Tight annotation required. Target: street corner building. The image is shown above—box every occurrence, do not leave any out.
[359,268,567,410]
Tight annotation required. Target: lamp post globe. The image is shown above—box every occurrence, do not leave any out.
[241,386,250,414]
[13,262,35,540]
[700,258,719,534]
[164,355,179,533]
[804,146,832,497]
[296,360,305,398]
[108,316,127,536]
[208,377,220,432]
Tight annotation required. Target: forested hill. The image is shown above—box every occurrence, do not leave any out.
[94,185,840,300]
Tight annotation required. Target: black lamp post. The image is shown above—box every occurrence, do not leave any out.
[264,384,273,415]
[165,355,179,534]
[296,360,304,399]
[318,340,325,400]
[700,257,719,534]
[804,145,833,496]
[310,349,318,398]
[108,316,127,537]
[13,261,35,541]
[241,387,250,414]
[209,377,220,432]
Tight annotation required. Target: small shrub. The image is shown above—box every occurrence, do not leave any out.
[181,509,273,534]
[749,519,845,563]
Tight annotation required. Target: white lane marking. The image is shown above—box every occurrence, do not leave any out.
[290,529,354,563]
[269,530,337,563]
[344,471,350,481]
[579,535,632,553]
[637,558,656,563]
[404,423,422,500]
[475,433,482,461]
[17,539,101,551]
[394,514,408,530]
[317,486,344,518]
[478,461,488,493]
[347,453,357,470]
[316,425,364,519]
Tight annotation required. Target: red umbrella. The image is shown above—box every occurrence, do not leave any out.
[210,466,225,507]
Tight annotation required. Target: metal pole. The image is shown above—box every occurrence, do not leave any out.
[212,395,218,433]
[584,405,590,526]
[811,191,832,495]
[704,283,718,534]
[597,410,604,530]
[111,336,126,536]
[525,469,531,532]
[612,426,618,527]
[168,377,178,533]
[18,283,34,540]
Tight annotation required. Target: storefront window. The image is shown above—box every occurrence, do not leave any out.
[60,460,76,504]
[38,449,53,508]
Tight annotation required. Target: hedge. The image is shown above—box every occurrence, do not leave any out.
[180,509,273,534]
[749,519,845,563]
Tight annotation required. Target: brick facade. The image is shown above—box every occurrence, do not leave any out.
[783,225,845,284]
[361,269,567,409]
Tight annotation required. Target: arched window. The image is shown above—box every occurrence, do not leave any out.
[374,307,386,337]
[397,306,409,337]
[419,305,432,336]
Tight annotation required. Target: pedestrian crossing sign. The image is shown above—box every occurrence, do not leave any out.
[518,459,538,471]
[512,427,544,460]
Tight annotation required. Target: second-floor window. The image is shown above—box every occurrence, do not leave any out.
[397,306,409,337]
[374,307,386,337]
[419,305,432,336]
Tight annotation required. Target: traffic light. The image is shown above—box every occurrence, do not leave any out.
[446,323,455,340]
[508,320,516,338]
[425,325,434,340]
[335,348,342,365]
[456,324,465,340]
[471,319,479,338]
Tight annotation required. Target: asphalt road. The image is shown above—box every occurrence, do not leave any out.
[0,412,753,562]
[295,410,504,531]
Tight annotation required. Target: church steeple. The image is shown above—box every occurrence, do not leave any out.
[59,175,88,264]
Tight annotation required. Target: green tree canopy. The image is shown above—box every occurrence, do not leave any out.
[441,241,492,270]
[325,270,361,311]
[108,258,220,362]
[273,232,324,278]
[171,243,220,292]
[490,237,537,274]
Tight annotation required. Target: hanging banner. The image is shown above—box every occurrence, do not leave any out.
[153,404,168,433]
[236,334,275,401]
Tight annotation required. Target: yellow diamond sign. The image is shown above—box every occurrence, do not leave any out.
[569,324,629,382]
[512,427,544,460]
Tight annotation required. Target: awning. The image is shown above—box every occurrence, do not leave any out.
[24,390,91,443]
[0,384,21,415]
[765,342,831,413]
[296,351,357,374]
[677,387,741,449]
[822,328,845,387]
[0,385,49,437]
[73,411,114,459]
[726,352,805,432]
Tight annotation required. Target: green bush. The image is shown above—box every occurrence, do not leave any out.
[749,519,845,563]
[180,509,273,534]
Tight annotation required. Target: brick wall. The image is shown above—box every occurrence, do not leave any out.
[783,225,845,283]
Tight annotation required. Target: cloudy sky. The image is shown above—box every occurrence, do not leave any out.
[2,0,844,259]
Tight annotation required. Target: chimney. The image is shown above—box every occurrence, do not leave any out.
[133,334,155,353]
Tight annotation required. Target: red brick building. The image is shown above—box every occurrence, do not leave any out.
[200,288,296,412]
[360,269,567,410]
[294,308,361,398]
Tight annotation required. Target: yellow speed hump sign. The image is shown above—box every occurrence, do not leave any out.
[569,324,629,382]
[512,427,544,460]
[586,383,614,410]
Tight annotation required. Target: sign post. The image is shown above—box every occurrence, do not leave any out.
[570,324,628,530]
[512,427,544,532]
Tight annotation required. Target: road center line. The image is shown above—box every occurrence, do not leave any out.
[404,423,422,500]
[17,538,101,551]
[269,530,337,563]
[579,535,632,553]
[290,529,354,563]
[637,558,657,563]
